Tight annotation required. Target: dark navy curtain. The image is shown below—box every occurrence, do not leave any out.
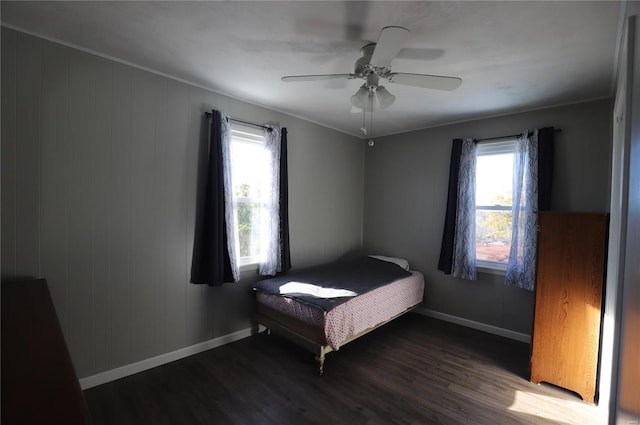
[190,110,233,286]
[279,128,292,273]
[537,127,555,211]
[437,139,464,274]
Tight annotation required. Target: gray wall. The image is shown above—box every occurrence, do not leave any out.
[363,99,612,334]
[1,28,365,378]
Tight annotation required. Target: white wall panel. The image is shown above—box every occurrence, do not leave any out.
[128,69,161,363]
[40,41,70,338]
[163,80,189,352]
[92,55,114,373]
[14,32,41,278]
[1,28,17,280]
[108,63,134,369]
[67,50,98,374]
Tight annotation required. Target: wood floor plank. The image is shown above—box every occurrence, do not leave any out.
[84,315,606,425]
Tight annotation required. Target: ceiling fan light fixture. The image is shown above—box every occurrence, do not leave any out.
[375,86,396,109]
[282,25,462,120]
[350,86,370,109]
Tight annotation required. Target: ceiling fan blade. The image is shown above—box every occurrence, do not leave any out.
[370,26,411,69]
[281,74,355,82]
[387,73,462,91]
[396,48,445,61]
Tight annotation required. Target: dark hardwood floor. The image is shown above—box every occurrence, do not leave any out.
[84,314,605,425]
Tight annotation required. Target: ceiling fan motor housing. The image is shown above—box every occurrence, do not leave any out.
[355,43,394,89]
[355,43,376,74]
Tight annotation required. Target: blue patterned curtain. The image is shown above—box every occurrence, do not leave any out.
[259,126,291,276]
[452,138,477,280]
[505,130,538,290]
[220,113,240,282]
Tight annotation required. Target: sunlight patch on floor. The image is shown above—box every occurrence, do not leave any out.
[508,389,607,425]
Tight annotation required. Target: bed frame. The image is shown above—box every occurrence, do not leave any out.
[255,302,420,375]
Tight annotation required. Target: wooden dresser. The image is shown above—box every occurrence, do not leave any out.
[1,279,93,424]
[530,212,607,403]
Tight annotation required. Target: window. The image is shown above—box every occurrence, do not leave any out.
[230,124,267,267]
[475,139,516,269]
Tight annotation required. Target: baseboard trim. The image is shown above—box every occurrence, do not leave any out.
[79,325,265,390]
[414,308,531,344]
[79,311,530,389]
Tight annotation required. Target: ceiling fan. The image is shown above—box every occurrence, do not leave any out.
[281,26,462,111]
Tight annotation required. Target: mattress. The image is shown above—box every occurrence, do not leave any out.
[256,271,425,350]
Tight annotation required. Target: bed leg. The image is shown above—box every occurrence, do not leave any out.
[316,354,325,376]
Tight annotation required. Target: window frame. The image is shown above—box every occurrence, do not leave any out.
[475,138,516,272]
[229,123,265,270]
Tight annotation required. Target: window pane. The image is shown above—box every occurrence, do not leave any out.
[237,200,261,258]
[230,129,266,263]
[476,209,512,264]
[231,142,266,199]
[476,143,515,266]
[476,153,513,206]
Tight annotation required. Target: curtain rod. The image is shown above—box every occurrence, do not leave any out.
[477,128,561,143]
[204,112,272,132]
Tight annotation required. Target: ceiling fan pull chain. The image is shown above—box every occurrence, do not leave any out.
[368,95,375,147]
[370,96,373,137]
[361,105,367,135]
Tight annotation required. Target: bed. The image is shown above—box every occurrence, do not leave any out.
[253,255,425,374]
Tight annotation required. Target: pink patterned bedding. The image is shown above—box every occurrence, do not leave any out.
[256,271,425,350]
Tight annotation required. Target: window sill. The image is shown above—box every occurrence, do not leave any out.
[239,262,259,273]
[477,265,506,276]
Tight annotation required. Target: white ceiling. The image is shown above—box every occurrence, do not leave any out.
[2,1,623,138]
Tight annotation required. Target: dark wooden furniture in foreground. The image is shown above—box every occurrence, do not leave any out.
[2,279,93,425]
[531,212,608,403]
[85,314,605,425]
